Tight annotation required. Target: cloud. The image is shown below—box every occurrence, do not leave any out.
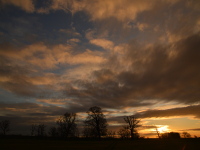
[59,28,81,37]
[0,0,34,12]
[45,0,180,24]
[81,0,154,22]
[0,41,107,97]
[0,42,105,69]
[1,0,200,134]
[90,38,114,50]
[0,102,69,118]
[134,105,200,119]
[136,23,148,31]
[187,128,200,131]
[37,99,67,105]
[67,49,106,65]
[68,38,80,43]
[64,32,200,108]
[186,0,200,11]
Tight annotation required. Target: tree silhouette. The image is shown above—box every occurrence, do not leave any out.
[48,126,58,138]
[83,106,108,139]
[56,112,78,138]
[30,124,46,137]
[124,115,140,139]
[182,132,191,138]
[118,126,130,139]
[0,120,10,136]
[155,125,161,138]
[161,132,180,139]
[37,124,46,137]
[30,124,37,136]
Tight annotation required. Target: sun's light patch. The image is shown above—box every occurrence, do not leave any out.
[157,125,170,133]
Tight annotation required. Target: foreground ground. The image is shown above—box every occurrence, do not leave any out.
[0,138,200,150]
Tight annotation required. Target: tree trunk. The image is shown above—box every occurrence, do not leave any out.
[130,129,134,139]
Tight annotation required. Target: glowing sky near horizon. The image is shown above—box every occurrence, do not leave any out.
[0,0,200,137]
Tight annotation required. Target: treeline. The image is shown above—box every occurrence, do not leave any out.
[0,106,141,139]
[29,106,141,139]
[0,106,197,139]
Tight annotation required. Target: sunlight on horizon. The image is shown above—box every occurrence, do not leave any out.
[156,125,171,133]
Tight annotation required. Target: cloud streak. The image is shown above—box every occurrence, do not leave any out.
[135,105,200,119]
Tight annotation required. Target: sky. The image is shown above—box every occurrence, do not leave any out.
[0,0,200,138]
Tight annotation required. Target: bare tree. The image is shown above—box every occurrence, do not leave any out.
[37,124,46,137]
[30,124,46,137]
[84,106,108,139]
[124,115,140,139]
[155,126,161,138]
[182,132,191,138]
[56,112,78,138]
[30,124,37,136]
[0,120,10,135]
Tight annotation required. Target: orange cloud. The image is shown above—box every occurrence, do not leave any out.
[37,99,67,105]
[49,0,180,23]
[0,42,106,69]
[90,38,114,50]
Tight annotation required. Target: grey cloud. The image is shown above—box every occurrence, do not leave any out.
[65,33,200,109]
[179,128,200,132]
[0,101,88,118]
[187,128,200,131]
[134,105,200,119]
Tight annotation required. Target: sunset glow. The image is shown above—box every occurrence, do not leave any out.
[0,0,200,138]
[156,125,170,133]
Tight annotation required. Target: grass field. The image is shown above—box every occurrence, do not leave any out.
[1,138,200,150]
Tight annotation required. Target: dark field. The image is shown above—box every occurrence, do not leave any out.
[1,138,200,150]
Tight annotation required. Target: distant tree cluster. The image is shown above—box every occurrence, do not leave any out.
[182,132,191,138]
[160,132,181,139]
[30,124,46,137]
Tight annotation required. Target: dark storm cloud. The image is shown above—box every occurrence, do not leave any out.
[65,33,200,108]
[117,33,200,104]
[134,105,200,119]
